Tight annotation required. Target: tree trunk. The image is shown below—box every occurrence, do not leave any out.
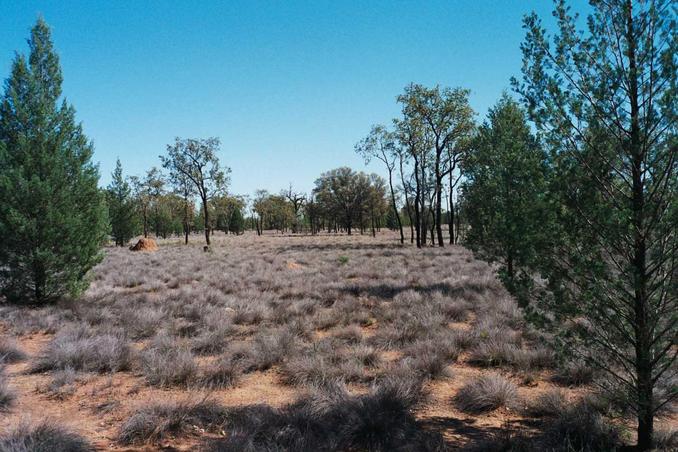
[203,197,210,245]
[455,205,461,243]
[449,173,456,244]
[449,198,455,244]
[413,159,421,248]
[507,247,514,280]
[387,169,404,244]
[143,205,148,238]
[435,176,444,247]
[183,197,189,245]
[399,155,415,244]
[624,4,652,448]
[371,208,376,237]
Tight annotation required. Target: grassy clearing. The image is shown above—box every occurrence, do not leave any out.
[0,232,653,449]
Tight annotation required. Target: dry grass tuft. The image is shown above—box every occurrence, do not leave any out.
[454,373,518,414]
[0,420,92,451]
[118,398,228,445]
[30,326,133,374]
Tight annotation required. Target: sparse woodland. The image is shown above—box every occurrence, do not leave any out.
[0,1,675,451]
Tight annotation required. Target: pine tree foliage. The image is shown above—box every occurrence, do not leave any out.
[461,94,549,291]
[513,1,676,448]
[107,159,137,246]
[0,18,107,303]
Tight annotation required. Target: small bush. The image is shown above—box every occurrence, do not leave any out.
[454,374,517,414]
[118,399,228,445]
[0,420,92,451]
[30,327,133,373]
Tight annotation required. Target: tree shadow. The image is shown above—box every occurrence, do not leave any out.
[421,416,541,449]
[275,241,406,252]
[337,281,490,300]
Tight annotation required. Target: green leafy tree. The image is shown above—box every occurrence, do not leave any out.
[107,159,137,246]
[355,125,404,243]
[397,84,475,247]
[514,1,676,448]
[129,167,164,239]
[161,137,230,246]
[461,95,549,292]
[0,19,107,303]
[313,167,371,236]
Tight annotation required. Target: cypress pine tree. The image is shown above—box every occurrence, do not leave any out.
[107,159,137,246]
[229,207,245,235]
[461,95,549,294]
[0,18,107,303]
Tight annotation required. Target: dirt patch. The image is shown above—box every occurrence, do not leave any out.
[286,260,303,270]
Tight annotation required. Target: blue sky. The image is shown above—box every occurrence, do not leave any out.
[0,0,587,196]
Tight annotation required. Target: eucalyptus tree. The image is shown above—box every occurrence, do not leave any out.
[355,125,404,243]
[398,84,474,247]
[283,184,306,233]
[252,189,269,236]
[130,167,164,239]
[313,167,373,236]
[514,1,676,447]
[163,161,195,244]
[161,137,230,246]
[394,115,428,247]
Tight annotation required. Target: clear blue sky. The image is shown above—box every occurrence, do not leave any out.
[0,0,587,196]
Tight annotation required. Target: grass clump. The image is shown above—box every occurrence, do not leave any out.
[30,327,133,373]
[118,399,228,445]
[205,377,443,451]
[521,388,566,417]
[198,357,241,389]
[0,420,92,451]
[454,373,517,414]
[0,338,26,364]
[542,402,623,451]
[140,342,197,387]
[0,366,14,413]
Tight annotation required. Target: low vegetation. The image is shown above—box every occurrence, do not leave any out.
[0,233,652,450]
[0,420,92,452]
